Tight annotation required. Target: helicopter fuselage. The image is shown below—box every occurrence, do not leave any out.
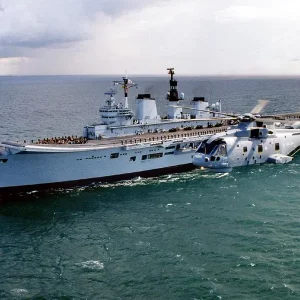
[193,122,300,172]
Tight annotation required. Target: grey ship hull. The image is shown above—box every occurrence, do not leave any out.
[0,162,195,195]
[0,128,226,195]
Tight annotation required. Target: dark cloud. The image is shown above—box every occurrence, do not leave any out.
[83,0,165,17]
[0,0,164,52]
[0,33,89,49]
[0,46,23,58]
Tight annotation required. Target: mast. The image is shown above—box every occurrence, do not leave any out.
[113,73,138,108]
[167,67,183,102]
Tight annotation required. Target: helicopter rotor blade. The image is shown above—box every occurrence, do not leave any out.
[250,100,269,115]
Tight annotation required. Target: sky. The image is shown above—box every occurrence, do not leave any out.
[1,0,300,75]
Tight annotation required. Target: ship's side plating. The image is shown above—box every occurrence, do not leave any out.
[0,138,202,192]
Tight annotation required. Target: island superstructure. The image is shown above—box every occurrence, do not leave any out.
[0,68,227,194]
[84,68,222,139]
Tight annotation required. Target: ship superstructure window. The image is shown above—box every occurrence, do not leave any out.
[243,146,247,153]
[130,156,136,161]
[166,145,176,150]
[142,155,147,160]
[275,143,280,151]
[0,159,8,163]
[164,151,174,155]
[258,145,263,153]
[148,153,163,159]
[110,153,119,159]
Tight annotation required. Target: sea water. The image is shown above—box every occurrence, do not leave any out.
[1,75,300,299]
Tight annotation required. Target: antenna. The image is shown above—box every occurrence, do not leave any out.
[104,87,117,97]
[167,67,175,81]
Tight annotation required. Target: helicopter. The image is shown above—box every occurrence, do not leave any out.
[183,100,300,172]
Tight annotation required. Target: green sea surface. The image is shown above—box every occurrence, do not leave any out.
[1,76,300,299]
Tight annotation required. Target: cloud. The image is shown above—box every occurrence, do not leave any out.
[215,3,300,22]
[2,0,300,75]
[0,57,29,64]
[0,0,168,71]
[0,1,91,50]
[0,0,172,74]
[84,0,168,17]
[0,56,30,74]
[1,35,88,49]
[0,0,166,51]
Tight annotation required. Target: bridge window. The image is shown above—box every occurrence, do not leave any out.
[130,156,136,162]
[275,143,280,151]
[110,153,119,159]
[258,145,263,153]
[141,155,147,160]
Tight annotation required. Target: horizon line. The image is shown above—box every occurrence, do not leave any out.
[3,73,300,78]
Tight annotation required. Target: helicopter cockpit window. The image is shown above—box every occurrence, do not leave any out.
[250,129,260,138]
[196,139,226,156]
[216,143,227,156]
[196,139,209,154]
